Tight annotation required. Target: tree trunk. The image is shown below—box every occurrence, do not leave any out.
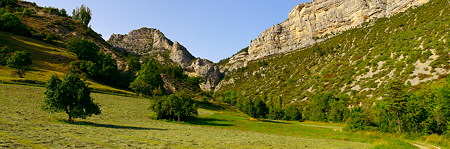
[17,69,24,78]
[397,112,402,133]
[68,115,73,123]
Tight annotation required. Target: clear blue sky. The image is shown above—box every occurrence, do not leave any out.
[27,0,309,62]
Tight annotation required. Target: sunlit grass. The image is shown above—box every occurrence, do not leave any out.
[0,84,374,148]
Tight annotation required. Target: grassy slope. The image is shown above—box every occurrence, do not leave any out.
[1,84,431,148]
[0,31,133,95]
[217,0,449,104]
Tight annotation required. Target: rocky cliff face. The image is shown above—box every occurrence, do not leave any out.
[108,28,195,67]
[223,0,429,71]
[108,28,222,91]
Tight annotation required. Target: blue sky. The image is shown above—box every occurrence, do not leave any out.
[28,0,309,62]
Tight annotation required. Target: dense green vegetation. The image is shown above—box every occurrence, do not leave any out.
[130,59,202,97]
[217,0,449,139]
[345,78,450,135]
[150,92,198,121]
[0,0,448,148]
[43,71,101,122]
[68,38,132,89]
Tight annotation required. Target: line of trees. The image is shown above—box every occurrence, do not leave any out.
[346,79,450,135]
[222,92,302,121]
[222,77,449,136]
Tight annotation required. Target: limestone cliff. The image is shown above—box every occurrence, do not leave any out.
[223,0,429,71]
[108,28,222,91]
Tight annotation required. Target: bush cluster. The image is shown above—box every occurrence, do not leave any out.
[150,93,198,121]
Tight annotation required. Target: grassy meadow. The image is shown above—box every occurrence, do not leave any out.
[1,84,441,148]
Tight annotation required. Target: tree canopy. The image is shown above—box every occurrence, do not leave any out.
[6,50,32,78]
[43,71,101,122]
[72,4,91,27]
[66,38,99,61]
[150,92,198,121]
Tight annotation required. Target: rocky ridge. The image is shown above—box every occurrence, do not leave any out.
[108,28,222,91]
[223,0,430,72]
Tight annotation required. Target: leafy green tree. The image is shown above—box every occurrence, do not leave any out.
[284,103,302,121]
[0,0,17,7]
[308,92,333,121]
[221,90,237,106]
[6,50,32,78]
[66,38,99,61]
[72,4,91,27]
[268,96,284,120]
[327,94,349,122]
[127,55,141,72]
[129,60,164,96]
[42,71,101,123]
[150,92,198,121]
[345,107,373,131]
[253,96,268,118]
[0,12,24,34]
[60,9,68,17]
[383,81,409,133]
[0,46,14,65]
[237,96,268,119]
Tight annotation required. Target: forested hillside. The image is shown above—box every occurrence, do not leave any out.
[217,0,448,104]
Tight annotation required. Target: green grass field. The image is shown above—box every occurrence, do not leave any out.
[2,84,437,148]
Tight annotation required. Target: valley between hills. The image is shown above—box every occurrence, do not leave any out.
[0,0,448,148]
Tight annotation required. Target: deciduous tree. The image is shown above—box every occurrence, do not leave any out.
[43,71,101,123]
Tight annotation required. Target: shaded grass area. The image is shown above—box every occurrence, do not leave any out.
[60,120,168,131]
[0,84,375,148]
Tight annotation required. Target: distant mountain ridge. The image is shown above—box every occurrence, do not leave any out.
[108,28,222,91]
[222,0,430,72]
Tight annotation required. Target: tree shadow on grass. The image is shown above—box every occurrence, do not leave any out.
[65,120,167,131]
[185,117,234,127]
[260,119,291,124]
[197,102,227,111]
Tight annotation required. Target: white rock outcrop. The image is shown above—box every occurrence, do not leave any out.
[224,0,429,71]
[108,28,222,91]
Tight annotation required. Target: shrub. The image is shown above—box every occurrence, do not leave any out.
[150,92,198,121]
[22,8,32,16]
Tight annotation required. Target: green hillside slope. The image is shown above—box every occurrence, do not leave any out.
[0,31,133,94]
[217,0,449,105]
